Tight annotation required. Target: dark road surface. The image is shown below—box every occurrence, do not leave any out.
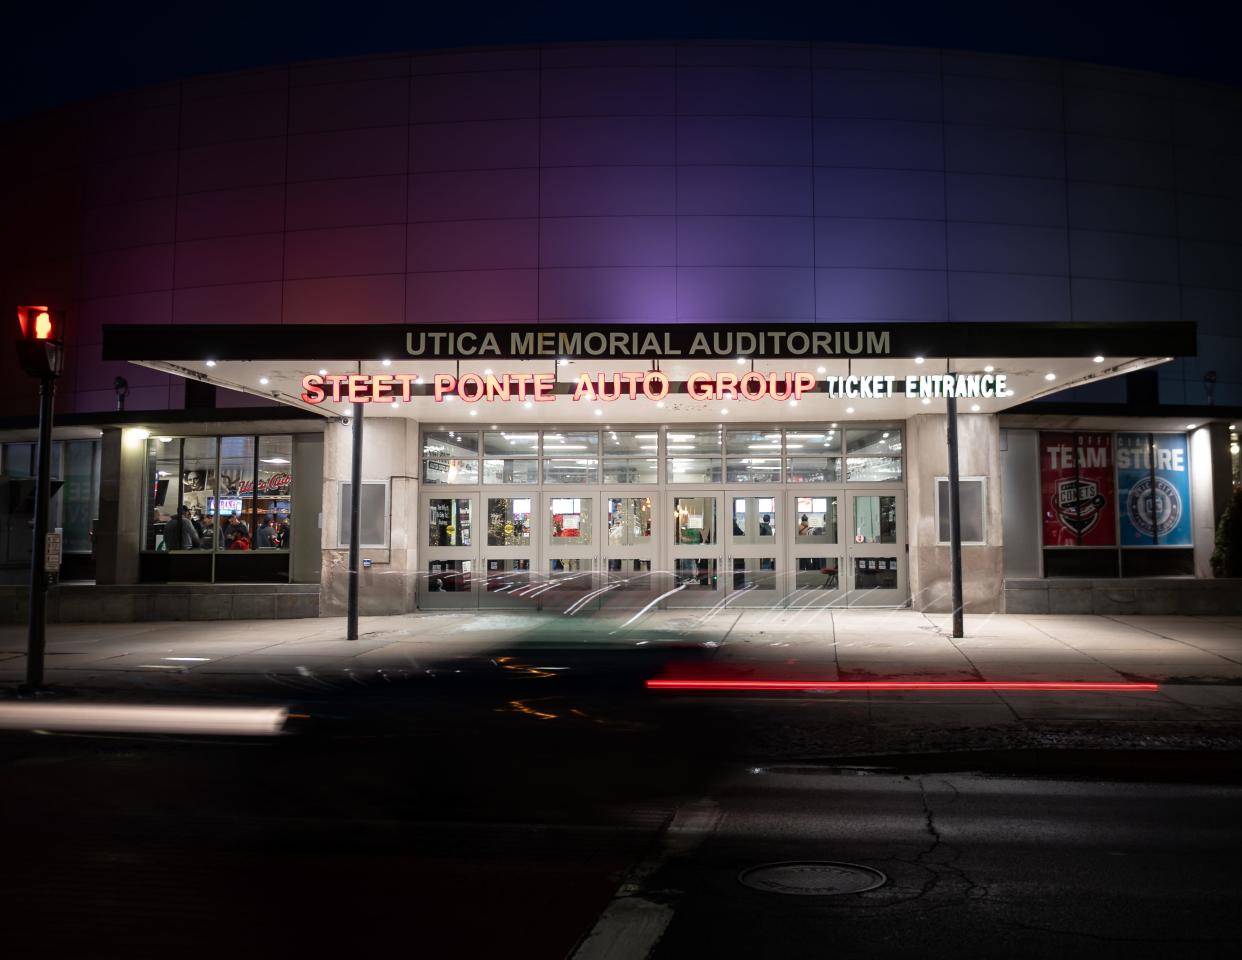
[2,665,1241,958]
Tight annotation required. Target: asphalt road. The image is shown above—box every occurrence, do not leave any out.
[2,667,1240,958]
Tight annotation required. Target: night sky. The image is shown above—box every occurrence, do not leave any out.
[5,1,1237,120]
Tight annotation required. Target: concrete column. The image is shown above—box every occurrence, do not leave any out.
[906,413,1004,613]
[93,427,146,584]
[1191,424,1225,578]
[319,416,418,616]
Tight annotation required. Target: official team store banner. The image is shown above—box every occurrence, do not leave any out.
[1116,433,1193,546]
[1040,433,1115,547]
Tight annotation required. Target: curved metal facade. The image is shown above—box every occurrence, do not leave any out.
[2,42,1240,414]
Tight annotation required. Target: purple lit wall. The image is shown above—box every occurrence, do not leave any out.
[1,41,1240,415]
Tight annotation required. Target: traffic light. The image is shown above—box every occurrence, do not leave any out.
[15,305,65,378]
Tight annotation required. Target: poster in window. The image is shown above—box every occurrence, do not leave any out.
[1116,433,1192,546]
[1039,432,1115,546]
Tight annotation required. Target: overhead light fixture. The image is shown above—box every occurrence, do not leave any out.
[524,401,533,409]
[381,358,392,366]
[469,410,478,417]
[1092,355,1104,363]
[1044,373,1056,381]
[261,457,290,464]
[788,399,798,407]
[259,377,269,385]
[845,406,854,414]
[318,368,327,376]
[970,404,980,412]
[921,397,931,406]
[1186,423,1197,430]
[914,356,924,365]
[983,364,994,373]
[830,422,837,428]
[720,408,729,415]
[816,365,826,374]
[557,358,568,367]
[391,401,399,408]
[736,357,746,365]
[594,408,603,416]
[484,368,493,376]
[205,359,216,367]
[656,400,665,408]
[158,436,172,443]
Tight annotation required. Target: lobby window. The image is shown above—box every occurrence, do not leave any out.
[786,427,841,483]
[845,428,903,482]
[483,429,537,484]
[543,431,599,484]
[725,429,782,483]
[667,428,723,483]
[603,430,658,483]
[423,431,479,484]
[1,439,101,577]
[935,478,987,545]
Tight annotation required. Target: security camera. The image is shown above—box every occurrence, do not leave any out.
[114,376,130,412]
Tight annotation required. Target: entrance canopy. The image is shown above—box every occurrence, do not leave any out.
[103,321,1195,424]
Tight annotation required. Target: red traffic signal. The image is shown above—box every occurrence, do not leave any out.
[15,305,65,378]
[17,305,63,342]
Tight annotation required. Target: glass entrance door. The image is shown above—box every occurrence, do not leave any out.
[422,493,478,609]
[479,491,536,607]
[668,492,723,608]
[845,489,905,606]
[726,492,781,607]
[541,490,599,612]
[602,494,659,610]
[786,491,845,608]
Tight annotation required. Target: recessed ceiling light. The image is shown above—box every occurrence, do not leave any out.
[736,357,746,365]
[1186,423,1197,429]
[381,358,391,366]
[594,408,603,416]
[970,404,980,412]
[259,377,269,385]
[1044,373,1056,381]
[845,406,854,414]
[1092,356,1104,363]
[484,368,493,376]
[720,408,729,415]
[318,368,327,376]
[390,401,398,408]
[830,422,837,428]
[816,366,826,374]
[524,401,533,409]
[205,359,216,367]
[469,410,478,417]
[557,358,568,367]
[158,436,172,443]
[914,356,925,365]
[983,364,994,373]
[921,397,931,405]
[788,399,798,407]
[656,400,665,408]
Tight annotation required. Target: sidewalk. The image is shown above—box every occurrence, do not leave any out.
[3,608,1241,688]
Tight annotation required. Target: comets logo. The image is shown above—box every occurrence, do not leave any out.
[1054,478,1107,535]
[1126,476,1182,540]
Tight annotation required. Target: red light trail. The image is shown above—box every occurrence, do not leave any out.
[645,680,1159,692]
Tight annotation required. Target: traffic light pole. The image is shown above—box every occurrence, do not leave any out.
[23,373,57,692]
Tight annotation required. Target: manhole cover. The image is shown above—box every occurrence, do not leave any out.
[738,861,886,896]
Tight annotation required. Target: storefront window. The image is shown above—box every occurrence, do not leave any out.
[667,429,723,483]
[59,440,101,555]
[218,436,256,550]
[604,430,658,483]
[845,428,903,481]
[254,436,291,549]
[483,430,537,484]
[423,431,479,484]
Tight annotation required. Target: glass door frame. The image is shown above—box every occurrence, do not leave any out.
[601,491,661,610]
[478,488,538,608]
[420,491,480,609]
[725,490,782,607]
[844,486,907,607]
[785,489,846,609]
[541,487,601,613]
[668,489,724,608]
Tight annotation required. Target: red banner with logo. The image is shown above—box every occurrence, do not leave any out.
[1040,432,1115,546]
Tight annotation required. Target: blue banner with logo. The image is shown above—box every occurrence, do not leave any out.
[1116,433,1192,546]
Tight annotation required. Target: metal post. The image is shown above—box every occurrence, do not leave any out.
[945,394,965,639]
[346,403,364,641]
[24,374,57,692]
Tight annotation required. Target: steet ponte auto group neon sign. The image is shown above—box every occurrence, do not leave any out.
[300,371,1009,405]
